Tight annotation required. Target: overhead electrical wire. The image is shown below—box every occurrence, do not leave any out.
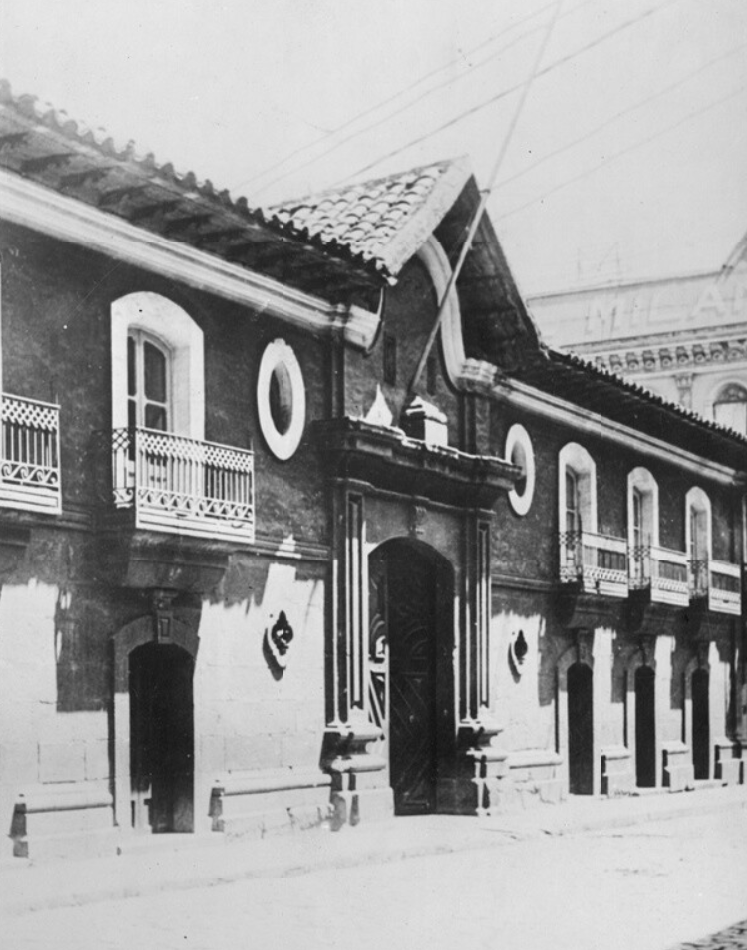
[244,0,602,201]
[336,0,684,186]
[234,0,560,194]
[495,81,747,222]
[247,22,547,200]
[494,39,747,192]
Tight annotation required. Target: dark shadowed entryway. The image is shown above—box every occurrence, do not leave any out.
[568,661,594,794]
[635,665,656,787]
[129,642,195,833]
[692,668,710,780]
[369,539,454,816]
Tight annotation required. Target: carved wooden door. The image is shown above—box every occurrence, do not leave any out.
[384,546,438,815]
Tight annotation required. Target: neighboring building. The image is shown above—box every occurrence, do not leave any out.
[527,244,747,433]
[0,81,745,859]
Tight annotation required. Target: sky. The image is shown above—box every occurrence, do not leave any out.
[1,0,746,295]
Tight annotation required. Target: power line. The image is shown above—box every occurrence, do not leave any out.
[249,20,548,201]
[234,0,560,191]
[409,0,565,395]
[495,81,747,222]
[494,40,747,192]
[233,1,558,195]
[336,0,684,186]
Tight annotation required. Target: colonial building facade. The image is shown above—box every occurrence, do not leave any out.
[0,81,745,859]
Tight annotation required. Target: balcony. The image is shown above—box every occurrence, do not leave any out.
[0,393,61,514]
[689,559,741,616]
[104,427,254,544]
[559,531,628,598]
[628,545,689,607]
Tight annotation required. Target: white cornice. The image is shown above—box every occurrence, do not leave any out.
[499,378,741,486]
[0,169,378,348]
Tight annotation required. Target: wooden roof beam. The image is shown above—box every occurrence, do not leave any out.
[99,184,149,206]
[21,152,74,173]
[60,166,114,188]
[0,131,29,150]
[127,199,182,222]
[162,213,214,236]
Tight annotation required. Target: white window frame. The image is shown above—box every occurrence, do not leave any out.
[505,423,536,516]
[559,442,597,535]
[627,467,659,549]
[685,486,712,564]
[111,292,204,440]
[127,329,172,431]
[711,380,747,434]
[257,338,305,461]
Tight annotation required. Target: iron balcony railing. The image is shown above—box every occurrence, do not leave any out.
[628,544,689,606]
[0,393,61,513]
[559,530,628,597]
[107,426,255,543]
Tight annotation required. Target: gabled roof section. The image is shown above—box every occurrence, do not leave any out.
[269,158,473,282]
[272,158,542,371]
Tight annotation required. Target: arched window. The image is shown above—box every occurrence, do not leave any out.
[559,443,597,536]
[713,382,747,434]
[566,469,580,534]
[627,468,659,586]
[111,292,204,439]
[559,443,597,581]
[127,331,170,431]
[685,487,711,596]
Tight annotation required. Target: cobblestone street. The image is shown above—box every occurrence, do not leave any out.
[4,806,746,950]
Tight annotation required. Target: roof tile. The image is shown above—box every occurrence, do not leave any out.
[269,157,473,278]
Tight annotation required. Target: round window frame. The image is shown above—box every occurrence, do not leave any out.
[257,339,306,460]
[505,423,535,516]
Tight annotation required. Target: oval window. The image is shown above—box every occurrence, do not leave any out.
[257,339,305,460]
[505,423,535,516]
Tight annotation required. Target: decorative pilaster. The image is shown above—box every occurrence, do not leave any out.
[674,372,694,410]
[454,517,508,815]
[323,489,387,826]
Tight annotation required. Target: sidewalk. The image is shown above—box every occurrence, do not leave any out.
[2,784,746,917]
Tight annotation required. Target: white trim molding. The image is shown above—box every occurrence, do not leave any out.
[416,237,497,391]
[257,339,306,460]
[0,169,378,348]
[505,423,535,516]
[685,486,712,562]
[627,467,660,549]
[111,292,205,439]
[559,442,597,534]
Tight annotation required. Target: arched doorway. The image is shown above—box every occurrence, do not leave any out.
[368,540,454,816]
[692,668,710,780]
[568,662,594,794]
[635,666,656,787]
[129,642,195,833]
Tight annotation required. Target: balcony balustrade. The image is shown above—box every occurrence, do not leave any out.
[704,559,741,616]
[0,393,61,514]
[106,427,255,543]
[559,530,628,598]
[628,544,689,607]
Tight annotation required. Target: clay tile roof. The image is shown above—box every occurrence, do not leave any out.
[515,347,747,469]
[269,157,474,280]
[0,78,396,292]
